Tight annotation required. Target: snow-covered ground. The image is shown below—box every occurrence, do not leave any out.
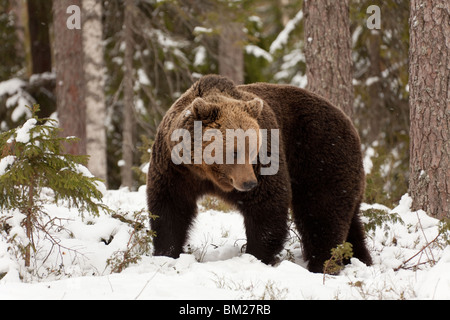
[0,187,449,300]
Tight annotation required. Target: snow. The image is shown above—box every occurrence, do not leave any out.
[0,78,26,97]
[7,93,34,122]
[73,163,108,196]
[117,159,126,167]
[416,247,450,299]
[29,72,55,85]
[245,45,273,62]
[193,26,213,35]
[273,48,307,87]
[14,118,37,144]
[363,146,376,174]
[193,46,207,67]
[137,69,151,86]
[0,78,35,122]
[269,10,304,54]
[365,76,380,86]
[0,155,16,176]
[0,187,448,300]
[249,16,262,28]
[352,26,363,47]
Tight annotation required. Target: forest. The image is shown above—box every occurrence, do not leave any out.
[0,0,449,300]
[1,0,448,216]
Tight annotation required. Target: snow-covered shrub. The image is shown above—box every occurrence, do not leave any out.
[0,104,108,268]
[437,219,450,248]
[323,242,353,277]
[361,208,404,236]
[107,209,156,273]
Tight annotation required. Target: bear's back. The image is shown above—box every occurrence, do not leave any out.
[238,82,363,187]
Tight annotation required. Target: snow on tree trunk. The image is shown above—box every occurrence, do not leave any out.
[52,0,86,155]
[304,0,354,118]
[409,0,450,219]
[82,0,108,185]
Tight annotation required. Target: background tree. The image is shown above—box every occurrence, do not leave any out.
[52,0,86,155]
[409,0,449,219]
[27,0,52,75]
[121,0,135,189]
[304,0,353,117]
[351,0,410,206]
[0,0,426,214]
[219,20,245,84]
[83,0,108,185]
[3,0,26,80]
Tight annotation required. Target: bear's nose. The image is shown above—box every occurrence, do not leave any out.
[242,180,258,191]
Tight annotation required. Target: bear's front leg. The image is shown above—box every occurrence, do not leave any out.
[239,198,289,265]
[147,172,198,259]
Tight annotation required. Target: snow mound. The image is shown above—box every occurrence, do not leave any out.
[0,190,448,300]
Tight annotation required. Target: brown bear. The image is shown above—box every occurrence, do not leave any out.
[147,74,372,273]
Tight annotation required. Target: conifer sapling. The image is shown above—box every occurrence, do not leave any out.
[0,105,109,267]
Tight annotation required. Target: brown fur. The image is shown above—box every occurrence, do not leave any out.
[147,75,372,272]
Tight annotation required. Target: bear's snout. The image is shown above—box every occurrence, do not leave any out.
[242,180,258,191]
[232,179,258,192]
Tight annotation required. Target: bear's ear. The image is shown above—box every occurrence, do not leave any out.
[244,98,264,118]
[191,97,220,122]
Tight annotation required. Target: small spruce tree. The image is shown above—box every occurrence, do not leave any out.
[0,105,109,267]
[323,242,354,279]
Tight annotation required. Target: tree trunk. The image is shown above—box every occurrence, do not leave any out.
[10,0,29,75]
[52,0,86,155]
[409,0,450,219]
[219,22,244,85]
[304,0,354,118]
[121,0,135,189]
[82,0,108,185]
[27,0,52,75]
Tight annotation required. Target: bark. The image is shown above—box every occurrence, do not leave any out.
[52,0,86,155]
[121,0,135,189]
[83,0,108,185]
[219,22,244,85]
[409,0,450,219]
[304,0,354,118]
[10,0,29,74]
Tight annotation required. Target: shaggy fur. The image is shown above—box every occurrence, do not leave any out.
[147,75,372,272]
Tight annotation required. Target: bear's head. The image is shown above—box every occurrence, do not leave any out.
[170,93,264,193]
